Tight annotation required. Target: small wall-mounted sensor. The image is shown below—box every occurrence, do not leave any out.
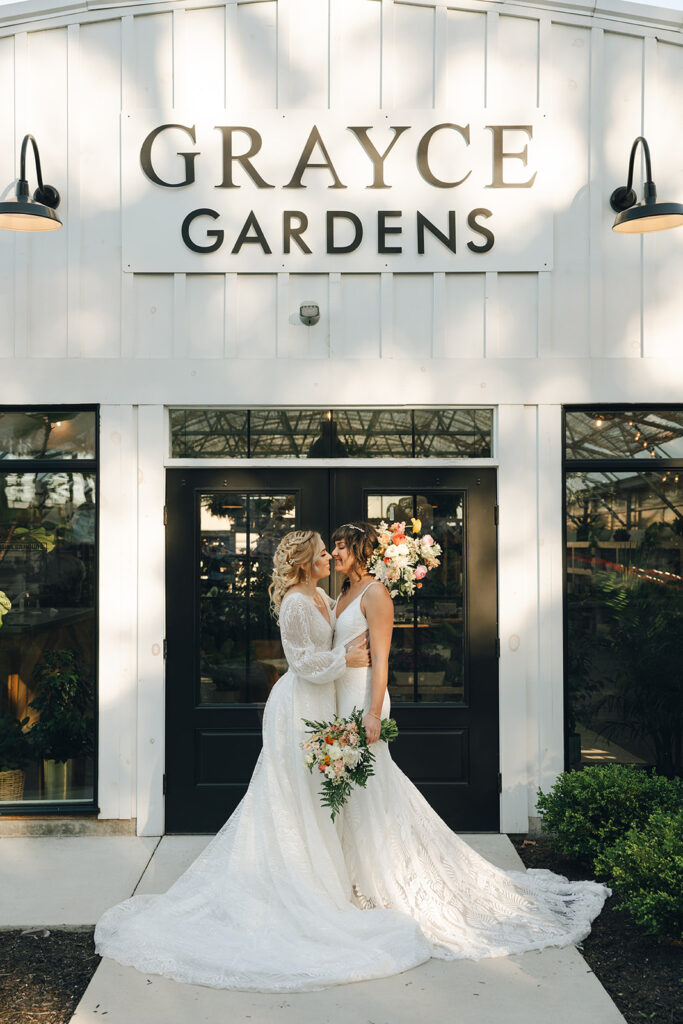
[299,302,320,326]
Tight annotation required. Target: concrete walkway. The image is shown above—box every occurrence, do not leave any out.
[0,834,625,1024]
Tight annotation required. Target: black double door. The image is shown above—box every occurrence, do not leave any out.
[165,467,498,832]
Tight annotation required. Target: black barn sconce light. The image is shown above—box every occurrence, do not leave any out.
[0,134,62,232]
[610,136,683,234]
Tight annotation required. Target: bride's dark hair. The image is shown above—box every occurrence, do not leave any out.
[331,521,378,594]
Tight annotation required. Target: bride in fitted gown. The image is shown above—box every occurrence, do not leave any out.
[94,530,430,991]
[330,521,611,960]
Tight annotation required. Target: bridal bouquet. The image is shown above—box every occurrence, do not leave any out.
[301,708,398,821]
[367,518,442,598]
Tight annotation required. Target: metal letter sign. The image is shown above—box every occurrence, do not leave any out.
[122,110,552,273]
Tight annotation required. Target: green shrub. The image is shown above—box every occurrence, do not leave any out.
[594,807,683,941]
[536,764,683,867]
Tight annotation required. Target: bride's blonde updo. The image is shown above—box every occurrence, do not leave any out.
[269,529,322,617]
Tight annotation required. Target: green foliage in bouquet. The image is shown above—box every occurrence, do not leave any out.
[0,712,32,771]
[594,807,683,942]
[302,707,398,821]
[536,764,683,868]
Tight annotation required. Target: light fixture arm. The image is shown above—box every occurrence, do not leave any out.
[610,135,656,212]
[17,133,60,209]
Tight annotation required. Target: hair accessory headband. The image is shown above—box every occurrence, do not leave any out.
[338,523,366,534]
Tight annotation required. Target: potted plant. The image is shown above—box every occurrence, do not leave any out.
[28,649,94,800]
[0,712,32,800]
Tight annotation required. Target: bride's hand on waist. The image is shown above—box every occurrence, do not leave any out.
[344,634,371,669]
[362,711,381,744]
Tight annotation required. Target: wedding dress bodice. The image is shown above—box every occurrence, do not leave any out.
[333,581,390,720]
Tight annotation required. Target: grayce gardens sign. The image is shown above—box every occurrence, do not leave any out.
[122,111,551,273]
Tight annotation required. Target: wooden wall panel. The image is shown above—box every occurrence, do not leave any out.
[498,15,539,108]
[80,19,122,358]
[132,13,173,107]
[643,40,683,359]
[187,274,225,358]
[134,274,174,357]
[235,273,277,358]
[391,273,433,358]
[286,0,328,109]
[498,273,538,357]
[232,1,277,108]
[601,31,644,358]
[337,274,381,358]
[0,35,15,358]
[178,6,226,108]
[445,9,487,109]
[546,22,591,357]
[332,0,381,109]
[393,3,434,108]
[0,0,681,370]
[444,274,485,358]
[26,27,68,357]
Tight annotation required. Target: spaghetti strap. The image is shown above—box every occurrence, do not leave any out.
[359,580,383,599]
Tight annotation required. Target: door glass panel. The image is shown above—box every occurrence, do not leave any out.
[199,492,295,705]
[366,490,465,704]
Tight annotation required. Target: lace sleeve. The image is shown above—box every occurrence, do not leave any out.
[279,594,347,685]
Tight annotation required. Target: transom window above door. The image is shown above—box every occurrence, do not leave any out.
[169,408,493,460]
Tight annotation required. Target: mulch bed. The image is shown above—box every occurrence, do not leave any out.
[511,837,683,1024]
[1,841,681,1024]
[0,927,101,1024]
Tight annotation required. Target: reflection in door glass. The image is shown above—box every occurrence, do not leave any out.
[366,492,465,704]
[199,493,296,705]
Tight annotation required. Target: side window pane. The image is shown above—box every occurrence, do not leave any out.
[565,410,683,460]
[170,409,248,458]
[250,410,329,459]
[414,409,492,457]
[169,408,495,459]
[335,410,413,457]
[0,411,96,461]
[565,470,683,776]
[0,471,96,804]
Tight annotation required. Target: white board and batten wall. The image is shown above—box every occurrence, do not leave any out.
[0,0,682,834]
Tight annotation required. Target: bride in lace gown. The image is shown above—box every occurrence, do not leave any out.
[94,530,431,991]
[330,521,611,960]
